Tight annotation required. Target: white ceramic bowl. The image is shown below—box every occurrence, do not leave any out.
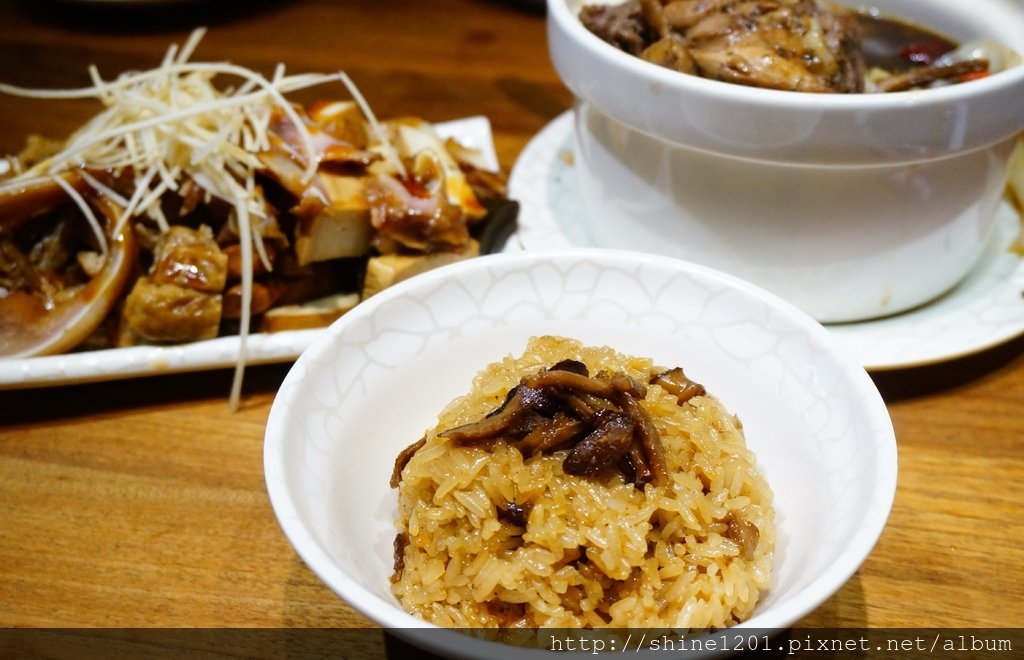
[264,250,897,658]
[547,0,1024,322]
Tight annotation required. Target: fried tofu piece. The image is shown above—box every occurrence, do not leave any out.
[122,277,222,343]
[362,240,480,299]
[293,173,373,266]
[119,225,227,344]
[149,225,227,293]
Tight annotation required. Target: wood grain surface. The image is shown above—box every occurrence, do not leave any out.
[1,0,1022,656]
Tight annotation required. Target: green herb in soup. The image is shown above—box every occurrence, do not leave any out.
[579,0,1018,93]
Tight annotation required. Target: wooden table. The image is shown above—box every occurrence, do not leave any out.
[1,0,1022,656]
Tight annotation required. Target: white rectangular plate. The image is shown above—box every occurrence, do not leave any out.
[0,117,500,389]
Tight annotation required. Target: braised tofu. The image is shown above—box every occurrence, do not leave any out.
[293,173,372,265]
[261,291,360,332]
[362,240,480,299]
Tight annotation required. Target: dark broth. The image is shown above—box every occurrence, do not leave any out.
[857,12,958,71]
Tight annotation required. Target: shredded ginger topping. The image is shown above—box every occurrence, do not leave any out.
[0,28,401,411]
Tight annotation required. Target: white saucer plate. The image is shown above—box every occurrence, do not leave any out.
[508,111,1024,371]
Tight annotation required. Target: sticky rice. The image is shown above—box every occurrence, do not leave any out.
[390,336,774,629]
